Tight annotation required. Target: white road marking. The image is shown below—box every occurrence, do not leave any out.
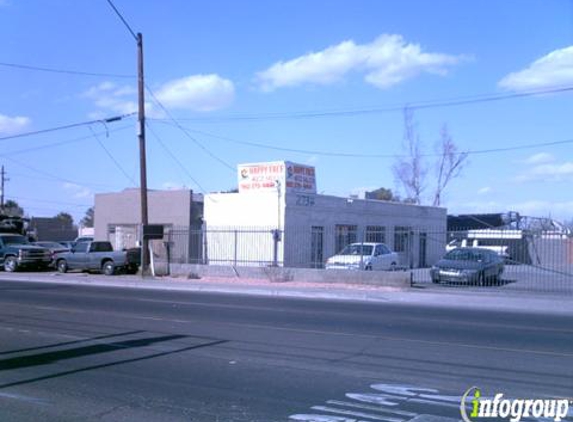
[290,415,358,422]
[0,391,49,404]
[290,383,478,421]
[328,400,417,417]
[311,405,405,422]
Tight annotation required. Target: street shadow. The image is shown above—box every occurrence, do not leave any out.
[0,338,228,390]
[0,333,188,371]
[0,330,144,356]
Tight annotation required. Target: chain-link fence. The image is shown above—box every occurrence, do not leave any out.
[150,225,573,294]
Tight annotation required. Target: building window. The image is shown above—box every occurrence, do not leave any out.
[365,226,386,243]
[310,226,324,268]
[394,226,411,252]
[335,224,358,253]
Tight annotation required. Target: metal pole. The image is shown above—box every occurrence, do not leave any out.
[137,32,149,276]
[233,229,237,267]
[0,165,6,209]
[360,227,364,270]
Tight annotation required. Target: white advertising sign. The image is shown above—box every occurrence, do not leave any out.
[238,161,316,194]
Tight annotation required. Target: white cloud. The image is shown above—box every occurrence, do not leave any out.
[304,156,318,165]
[477,187,491,195]
[509,200,573,220]
[515,161,573,183]
[84,75,234,117]
[523,152,555,165]
[256,34,465,91]
[0,113,31,135]
[83,82,143,116]
[155,74,235,112]
[499,46,573,91]
[63,182,93,199]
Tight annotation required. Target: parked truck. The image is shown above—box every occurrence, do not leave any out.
[0,233,52,272]
[55,241,140,275]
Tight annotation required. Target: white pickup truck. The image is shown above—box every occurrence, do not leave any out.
[446,229,524,259]
[446,238,509,258]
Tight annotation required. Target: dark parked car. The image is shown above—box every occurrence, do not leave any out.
[33,241,71,268]
[430,247,505,286]
[0,234,52,272]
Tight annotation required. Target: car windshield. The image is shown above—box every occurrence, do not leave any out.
[1,235,29,245]
[339,244,373,256]
[444,249,483,261]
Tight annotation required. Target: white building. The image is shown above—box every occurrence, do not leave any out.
[204,161,447,268]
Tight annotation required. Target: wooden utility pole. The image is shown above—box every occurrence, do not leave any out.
[1,166,8,209]
[137,32,149,276]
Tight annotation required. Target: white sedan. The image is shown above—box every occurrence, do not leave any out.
[325,242,399,271]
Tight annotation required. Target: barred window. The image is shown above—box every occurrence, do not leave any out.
[335,224,358,253]
[394,226,411,252]
[365,226,386,243]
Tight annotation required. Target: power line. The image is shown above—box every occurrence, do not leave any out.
[14,204,86,215]
[87,126,138,186]
[150,84,573,123]
[0,113,136,142]
[9,195,91,208]
[105,0,138,41]
[145,85,235,172]
[155,121,573,158]
[3,155,120,189]
[0,61,134,79]
[0,125,132,158]
[145,122,210,195]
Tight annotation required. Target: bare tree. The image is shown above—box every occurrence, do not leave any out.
[393,108,468,206]
[433,124,468,206]
[392,108,426,205]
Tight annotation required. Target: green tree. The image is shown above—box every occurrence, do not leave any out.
[81,207,94,228]
[55,212,74,228]
[3,199,24,216]
[365,187,398,201]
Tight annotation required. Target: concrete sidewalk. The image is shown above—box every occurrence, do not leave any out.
[2,271,572,316]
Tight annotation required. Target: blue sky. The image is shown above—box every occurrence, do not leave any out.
[1,0,572,223]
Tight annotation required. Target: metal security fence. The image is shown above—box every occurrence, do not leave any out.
[413,228,573,295]
[150,225,573,294]
[152,224,446,269]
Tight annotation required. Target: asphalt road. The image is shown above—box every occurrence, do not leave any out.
[0,279,572,422]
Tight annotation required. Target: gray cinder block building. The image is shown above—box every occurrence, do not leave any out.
[94,188,203,250]
[204,161,447,268]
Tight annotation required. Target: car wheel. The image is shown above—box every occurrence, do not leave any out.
[102,261,115,276]
[389,262,397,271]
[4,256,18,272]
[57,259,68,273]
[364,264,372,271]
[432,277,440,284]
